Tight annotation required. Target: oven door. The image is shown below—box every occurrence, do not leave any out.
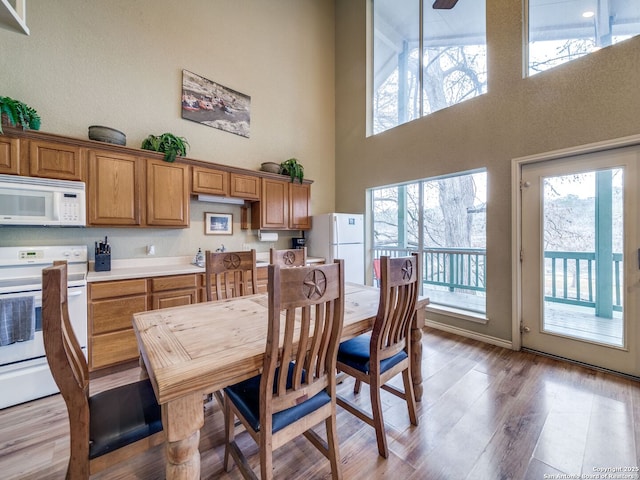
[0,285,87,368]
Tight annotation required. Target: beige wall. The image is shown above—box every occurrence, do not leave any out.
[0,0,335,257]
[335,0,640,341]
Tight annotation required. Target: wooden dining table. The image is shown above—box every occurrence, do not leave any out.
[133,283,428,480]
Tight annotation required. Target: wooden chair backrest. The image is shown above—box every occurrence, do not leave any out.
[42,261,91,473]
[205,249,258,301]
[262,260,344,418]
[371,254,420,364]
[269,247,307,267]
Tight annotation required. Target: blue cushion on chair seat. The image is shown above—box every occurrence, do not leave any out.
[338,333,407,374]
[224,362,330,434]
[89,379,163,459]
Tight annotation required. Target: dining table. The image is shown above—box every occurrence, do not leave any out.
[133,282,429,480]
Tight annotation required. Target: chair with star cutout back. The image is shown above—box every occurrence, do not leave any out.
[42,261,163,479]
[336,253,420,458]
[205,249,258,301]
[223,260,344,480]
[269,247,307,267]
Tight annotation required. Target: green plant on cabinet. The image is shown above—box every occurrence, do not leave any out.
[0,96,41,134]
[141,133,189,163]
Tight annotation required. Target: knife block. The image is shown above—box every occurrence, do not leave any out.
[94,253,111,272]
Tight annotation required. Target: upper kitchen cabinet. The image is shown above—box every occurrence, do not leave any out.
[230,173,260,200]
[146,159,190,227]
[28,139,85,181]
[87,149,143,226]
[0,135,20,175]
[192,166,228,196]
[289,181,311,230]
[251,177,312,230]
[192,166,260,201]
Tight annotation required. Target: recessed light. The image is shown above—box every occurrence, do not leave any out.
[583,11,595,18]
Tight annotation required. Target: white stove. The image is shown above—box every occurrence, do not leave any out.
[0,245,88,409]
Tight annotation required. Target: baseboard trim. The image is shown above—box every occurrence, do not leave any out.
[424,320,514,350]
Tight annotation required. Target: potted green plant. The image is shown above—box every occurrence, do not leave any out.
[0,96,41,134]
[280,158,304,183]
[141,133,189,162]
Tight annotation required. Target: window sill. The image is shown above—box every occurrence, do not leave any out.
[424,304,488,325]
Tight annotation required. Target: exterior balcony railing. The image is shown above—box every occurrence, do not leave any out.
[372,247,623,314]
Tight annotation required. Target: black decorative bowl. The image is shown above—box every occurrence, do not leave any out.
[88,125,126,146]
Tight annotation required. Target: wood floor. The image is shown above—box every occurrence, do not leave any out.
[1,327,639,479]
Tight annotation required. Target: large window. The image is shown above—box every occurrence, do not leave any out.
[370,169,487,315]
[372,0,487,135]
[528,0,640,76]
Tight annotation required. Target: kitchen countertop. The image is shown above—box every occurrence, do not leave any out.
[86,253,325,282]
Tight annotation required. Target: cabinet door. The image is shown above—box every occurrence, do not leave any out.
[0,135,20,175]
[230,173,260,200]
[88,149,143,225]
[252,178,288,229]
[147,159,190,227]
[192,166,228,196]
[152,289,198,309]
[289,182,311,230]
[29,139,84,181]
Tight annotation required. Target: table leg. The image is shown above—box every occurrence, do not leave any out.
[162,393,205,480]
[410,303,427,402]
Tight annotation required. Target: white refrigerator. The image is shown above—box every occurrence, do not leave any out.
[307,213,365,284]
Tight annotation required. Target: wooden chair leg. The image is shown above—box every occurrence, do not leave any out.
[402,369,418,426]
[353,379,362,394]
[369,377,388,458]
[325,414,343,480]
[223,398,234,472]
[259,434,274,480]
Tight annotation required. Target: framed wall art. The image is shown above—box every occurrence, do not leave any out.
[205,213,233,235]
[182,69,251,138]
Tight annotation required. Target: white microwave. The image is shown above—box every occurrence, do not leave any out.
[0,174,86,226]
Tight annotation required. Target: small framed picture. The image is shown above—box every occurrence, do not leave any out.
[205,213,233,235]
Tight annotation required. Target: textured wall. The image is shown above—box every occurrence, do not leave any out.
[335,0,640,341]
[0,0,335,257]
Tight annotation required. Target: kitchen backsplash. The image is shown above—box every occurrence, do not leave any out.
[0,201,297,260]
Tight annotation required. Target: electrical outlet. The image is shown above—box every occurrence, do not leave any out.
[242,243,249,251]
[147,244,155,255]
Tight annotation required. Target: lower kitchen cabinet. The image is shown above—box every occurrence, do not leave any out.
[150,274,199,309]
[88,273,200,372]
[88,279,148,371]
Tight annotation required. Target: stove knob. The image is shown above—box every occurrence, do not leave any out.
[63,251,71,257]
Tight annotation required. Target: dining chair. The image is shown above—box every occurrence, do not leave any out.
[336,253,420,458]
[269,246,307,267]
[223,260,345,480]
[42,261,163,479]
[205,249,258,301]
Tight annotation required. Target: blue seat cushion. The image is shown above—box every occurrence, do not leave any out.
[337,333,407,375]
[89,379,163,459]
[224,362,330,434]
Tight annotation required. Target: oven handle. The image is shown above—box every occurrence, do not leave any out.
[2,288,83,308]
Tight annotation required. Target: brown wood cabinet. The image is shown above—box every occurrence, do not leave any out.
[0,129,312,230]
[87,149,143,226]
[88,273,201,371]
[150,274,199,309]
[28,139,85,181]
[230,173,260,200]
[146,159,190,227]
[289,182,312,230]
[192,166,228,196]
[0,135,20,174]
[88,278,148,371]
[192,166,260,201]
[251,177,311,230]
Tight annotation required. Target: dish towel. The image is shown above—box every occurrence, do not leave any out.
[0,296,36,346]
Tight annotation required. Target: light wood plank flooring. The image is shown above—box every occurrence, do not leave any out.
[1,328,638,479]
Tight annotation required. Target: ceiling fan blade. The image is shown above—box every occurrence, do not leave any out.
[432,0,459,9]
